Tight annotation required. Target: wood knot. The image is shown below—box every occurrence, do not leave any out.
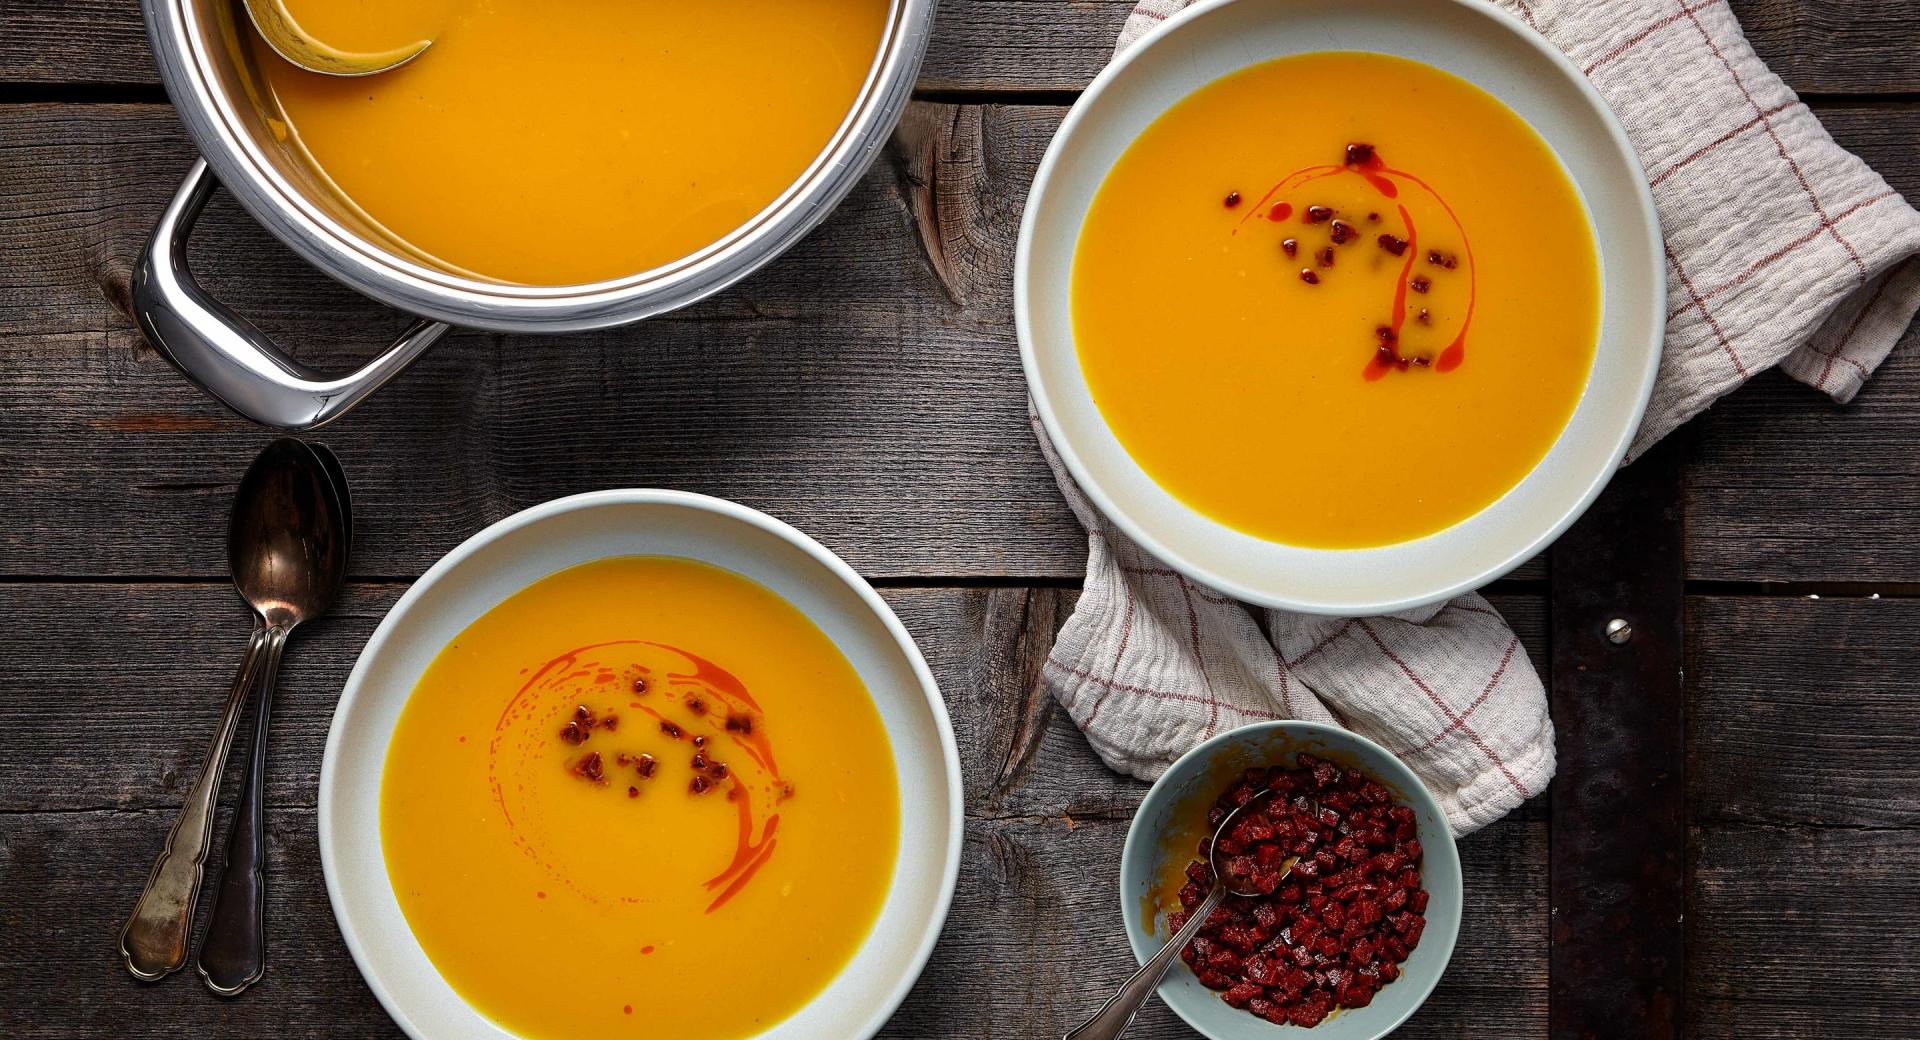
[96,261,136,324]
[887,103,1008,307]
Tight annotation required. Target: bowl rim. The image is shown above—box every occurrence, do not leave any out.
[1015,0,1665,615]
[316,488,964,1039]
[1118,720,1464,1039]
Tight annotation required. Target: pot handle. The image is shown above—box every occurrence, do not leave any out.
[132,160,453,430]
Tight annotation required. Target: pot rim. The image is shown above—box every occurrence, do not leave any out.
[139,0,934,332]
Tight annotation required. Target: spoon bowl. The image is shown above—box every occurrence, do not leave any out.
[1207,790,1291,899]
[245,0,432,77]
[227,439,350,629]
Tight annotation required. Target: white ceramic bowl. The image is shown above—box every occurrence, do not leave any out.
[1017,0,1664,615]
[319,490,963,1039]
[1120,722,1462,1039]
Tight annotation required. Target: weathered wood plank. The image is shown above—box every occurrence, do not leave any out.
[0,101,1559,582]
[1687,595,1920,829]
[0,0,1911,95]
[1714,0,1920,95]
[0,581,1548,1037]
[1683,106,1920,584]
[23,592,1920,1036]
[1684,595,1920,1039]
[887,812,1546,1039]
[0,582,1546,814]
[21,102,1919,586]
[1685,357,1920,583]
[1688,824,1920,1040]
[0,102,1083,581]
[0,805,1544,1038]
[0,0,152,87]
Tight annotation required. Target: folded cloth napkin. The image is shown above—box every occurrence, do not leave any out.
[1038,0,1920,835]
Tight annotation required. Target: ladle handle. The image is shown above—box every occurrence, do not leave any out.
[118,625,273,981]
[131,160,452,431]
[198,624,293,996]
[1063,883,1228,1040]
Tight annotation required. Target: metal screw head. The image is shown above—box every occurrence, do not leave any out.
[1605,618,1633,645]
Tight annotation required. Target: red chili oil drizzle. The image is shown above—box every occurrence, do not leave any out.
[705,797,781,912]
[1344,145,1399,199]
[1379,164,1476,372]
[1235,166,1341,230]
[1363,201,1422,383]
[1237,146,1475,377]
[489,639,787,912]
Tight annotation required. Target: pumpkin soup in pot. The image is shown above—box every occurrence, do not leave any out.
[381,556,899,1040]
[1071,52,1601,549]
[251,0,891,285]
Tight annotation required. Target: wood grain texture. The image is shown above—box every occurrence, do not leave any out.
[1688,825,1920,1040]
[0,102,1084,581]
[3,1,1919,1036]
[9,97,1916,582]
[0,581,1545,815]
[1685,595,1920,1039]
[7,98,1918,583]
[0,584,1547,1036]
[0,101,1558,582]
[0,806,1545,1039]
[0,0,1912,94]
[1687,595,1920,829]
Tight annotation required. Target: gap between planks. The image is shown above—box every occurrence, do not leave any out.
[0,83,1911,111]
[15,576,1920,600]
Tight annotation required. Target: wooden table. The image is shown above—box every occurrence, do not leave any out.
[2,2,1916,1037]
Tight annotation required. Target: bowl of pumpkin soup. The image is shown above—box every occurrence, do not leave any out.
[1017,0,1663,614]
[136,0,932,427]
[319,491,961,1039]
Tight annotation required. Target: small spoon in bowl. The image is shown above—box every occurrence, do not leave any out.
[1065,789,1307,1040]
[245,0,433,77]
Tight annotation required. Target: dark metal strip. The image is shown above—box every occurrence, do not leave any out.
[1549,436,1687,1040]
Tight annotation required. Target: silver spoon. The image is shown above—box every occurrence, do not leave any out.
[1065,789,1307,1040]
[118,439,350,985]
[198,440,350,995]
[246,0,434,77]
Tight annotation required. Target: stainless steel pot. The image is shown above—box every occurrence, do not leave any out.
[136,0,935,429]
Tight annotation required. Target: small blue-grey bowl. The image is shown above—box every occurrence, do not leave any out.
[1119,722,1463,1038]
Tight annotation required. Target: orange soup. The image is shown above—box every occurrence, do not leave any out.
[381,556,899,1040]
[253,0,890,284]
[1072,52,1600,548]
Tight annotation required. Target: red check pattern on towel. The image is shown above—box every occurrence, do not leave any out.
[1038,0,1920,835]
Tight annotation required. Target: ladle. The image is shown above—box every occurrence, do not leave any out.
[246,0,432,77]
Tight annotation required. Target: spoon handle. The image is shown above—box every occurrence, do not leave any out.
[1064,883,1228,1040]
[198,624,292,996]
[118,626,272,981]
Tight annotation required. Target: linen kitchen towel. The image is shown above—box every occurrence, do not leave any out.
[1039,0,1920,835]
